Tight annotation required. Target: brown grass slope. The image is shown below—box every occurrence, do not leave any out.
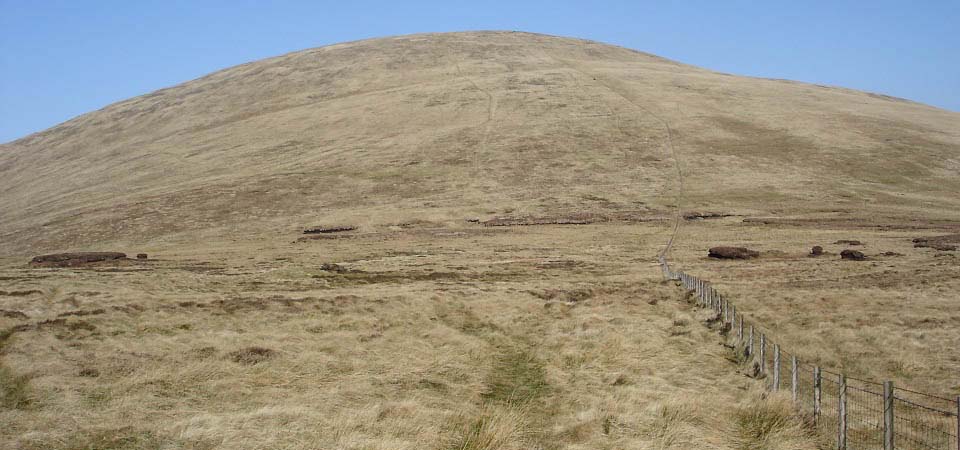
[1,31,958,256]
[2,31,959,449]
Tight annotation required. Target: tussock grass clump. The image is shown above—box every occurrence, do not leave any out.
[78,367,100,377]
[0,365,32,409]
[731,394,810,450]
[228,346,275,365]
[638,399,705,448]
[443,406,530,450]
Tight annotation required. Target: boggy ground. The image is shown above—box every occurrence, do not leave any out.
[0,222,816,450]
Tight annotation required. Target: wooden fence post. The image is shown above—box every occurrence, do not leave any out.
[737,312,743,342]
[792,355,799,402]
[883,381,893,450]
[839,374,847,450]
[759,334,766,376]
[814,367,822,424]
[955,396,959,450]
[723,296,729,323]
[748,325,754,357]
[773,344,781,391]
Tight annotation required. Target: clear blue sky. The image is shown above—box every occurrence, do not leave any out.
[2,0,958,143]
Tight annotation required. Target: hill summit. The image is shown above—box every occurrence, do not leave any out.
[1,31,958,255]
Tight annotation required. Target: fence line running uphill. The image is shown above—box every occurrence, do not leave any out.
[658,256,960,450]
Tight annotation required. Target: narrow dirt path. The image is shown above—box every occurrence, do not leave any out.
[456,63,498,190]
[547,55,686,258]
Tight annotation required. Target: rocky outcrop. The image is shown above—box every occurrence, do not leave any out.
[708,247,760,259]
[840,249,866,261]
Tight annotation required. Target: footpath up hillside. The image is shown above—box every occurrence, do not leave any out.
[1,31,958,255]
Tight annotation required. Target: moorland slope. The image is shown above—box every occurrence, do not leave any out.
[2,31,958,256]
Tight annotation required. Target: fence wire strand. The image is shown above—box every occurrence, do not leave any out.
[660,262,959,450]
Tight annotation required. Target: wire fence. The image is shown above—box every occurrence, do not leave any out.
[659,256,960,450]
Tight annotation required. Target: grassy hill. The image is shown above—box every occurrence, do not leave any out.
[1,31,958,449]
[2,31,957,255]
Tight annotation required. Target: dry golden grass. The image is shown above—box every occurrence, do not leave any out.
[1,31,958,448]
[668,218,960,397]
[1,32,958,257]
[0,224,816,449]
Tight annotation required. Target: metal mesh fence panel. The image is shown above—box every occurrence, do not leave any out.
[797,362,817,417]
[820,371,842,446]
[660,262,959,450]
[893,394,958,450]
[846,379,885,449]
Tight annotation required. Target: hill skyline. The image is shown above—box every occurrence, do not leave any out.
[4,1,960,144]
[4,30,958,147]
[2,31,958,258]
